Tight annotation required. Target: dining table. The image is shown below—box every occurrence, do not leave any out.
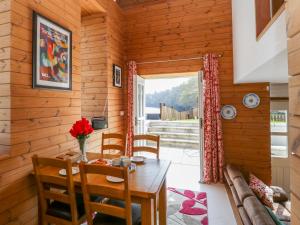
[36,152,171,225]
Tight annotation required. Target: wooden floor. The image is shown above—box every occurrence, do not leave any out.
[166,163,237,225]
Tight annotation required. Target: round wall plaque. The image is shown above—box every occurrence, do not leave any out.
[243,93,260,109]
[221,105,237,120]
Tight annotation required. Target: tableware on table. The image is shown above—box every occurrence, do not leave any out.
[243,93,260,108]
[121,157,131,167]
[129,163,136,173]
[59,167,79,176]
[130,156,145,163]
[221,105,237,120]
[106,176,124,183]
[111,158,121,167]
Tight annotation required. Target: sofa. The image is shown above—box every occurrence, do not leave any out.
[224,164,291,225]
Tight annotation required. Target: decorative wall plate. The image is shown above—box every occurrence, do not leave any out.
[243,93,260,108]
[221,105,237,120]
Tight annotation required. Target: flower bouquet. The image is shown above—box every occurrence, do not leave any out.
[70,118,94,162]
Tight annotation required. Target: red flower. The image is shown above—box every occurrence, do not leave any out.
[69,117,94,139]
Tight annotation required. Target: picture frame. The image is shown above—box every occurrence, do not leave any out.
[113,64,122,88]
[32,11,72,90]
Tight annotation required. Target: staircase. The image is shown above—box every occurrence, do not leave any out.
[147,121,200,149]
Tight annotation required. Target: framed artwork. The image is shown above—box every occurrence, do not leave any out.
[113,64,122,88]
[32,11,72,90]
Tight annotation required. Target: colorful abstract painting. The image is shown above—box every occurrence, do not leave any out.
[168,187,208,225]
[33,12,72,90]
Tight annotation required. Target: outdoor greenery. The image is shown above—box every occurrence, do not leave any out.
[146,77,198,112]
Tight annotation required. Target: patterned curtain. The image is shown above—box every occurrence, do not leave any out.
[126,61,137,156]
[203,53,224,184]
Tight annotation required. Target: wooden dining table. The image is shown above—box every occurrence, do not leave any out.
[37,152,171,225]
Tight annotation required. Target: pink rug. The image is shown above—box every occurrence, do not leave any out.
[167,187,208,225]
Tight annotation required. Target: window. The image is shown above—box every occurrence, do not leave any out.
[271,108,288,158]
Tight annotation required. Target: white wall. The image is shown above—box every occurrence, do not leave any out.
[232,0,288,83]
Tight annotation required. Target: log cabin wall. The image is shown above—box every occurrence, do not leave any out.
[0,0,81,224]
[0,0,126,224]
[81,14,108,120]
[80,1,126,152]
[0,0,11,159]
[287,0,300,224]
[124,0,271,183]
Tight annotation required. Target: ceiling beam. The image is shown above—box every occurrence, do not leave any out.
[80,0,106,16]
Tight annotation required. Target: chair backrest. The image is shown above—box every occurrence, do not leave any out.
[79,163,132,225]
[133,134,160,159]
[101,133,126,157]
[32,155,78,224]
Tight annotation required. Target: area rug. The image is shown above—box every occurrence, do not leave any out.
[167,187,208,225]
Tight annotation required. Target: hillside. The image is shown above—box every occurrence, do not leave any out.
[146,77,198,112]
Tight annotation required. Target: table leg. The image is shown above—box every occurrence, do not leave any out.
[159,179,167,225]
[141,198,154,225]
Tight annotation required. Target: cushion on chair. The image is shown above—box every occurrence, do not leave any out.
[93,199,141,225]
[47,193,103,221]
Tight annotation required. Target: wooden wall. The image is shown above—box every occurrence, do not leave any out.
[81,14,108,120]
[0,0,126,224]
[81,1,126,152]
[0,0,11,159]
[287,0,300,224]
[124,0,271,183]
[0,0,81,224]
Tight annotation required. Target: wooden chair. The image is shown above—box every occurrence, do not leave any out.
[133,134,160,159]
[101,133,126,158]
[32,155,86,225]
[79,163,141,225]
[133,134,160,225]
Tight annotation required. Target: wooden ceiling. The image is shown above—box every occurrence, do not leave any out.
[81,0,106,16]
[116,0,166,9]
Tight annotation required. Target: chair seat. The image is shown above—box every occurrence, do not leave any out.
[93,200,141,225]
[47,193,103,221]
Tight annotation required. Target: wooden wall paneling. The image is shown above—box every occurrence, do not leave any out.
[255,0,271,37]
[124,0,271,183]
[0,0,82,224]
[287,0,300,223]
[0,0,11,159]
[81,13,108,119]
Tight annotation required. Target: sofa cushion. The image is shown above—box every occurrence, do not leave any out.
[272,203,291,222]
[230,185,242,207]
[281,201,291,213]
[238,207,252,225]
[227,164,243,181]
[224,170,233,186]
[265,207,286,225]
[243,196,276,225]
[271,186,289,203]
[249,174,274,209]
[233,177,254,202]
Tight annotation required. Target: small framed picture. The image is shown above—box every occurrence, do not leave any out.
[32,11,72,90]
[113,64,122,88]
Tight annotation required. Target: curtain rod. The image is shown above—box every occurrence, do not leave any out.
[135,54,223,65]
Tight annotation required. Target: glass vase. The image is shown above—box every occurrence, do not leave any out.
[78,137,88,162]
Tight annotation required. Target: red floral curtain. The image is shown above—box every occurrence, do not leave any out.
[126,61,137,156]
[203,53,224,184]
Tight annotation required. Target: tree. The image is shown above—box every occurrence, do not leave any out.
[146,77,198,112]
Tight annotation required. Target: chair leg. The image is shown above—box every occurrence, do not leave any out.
[153,197,157,225]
